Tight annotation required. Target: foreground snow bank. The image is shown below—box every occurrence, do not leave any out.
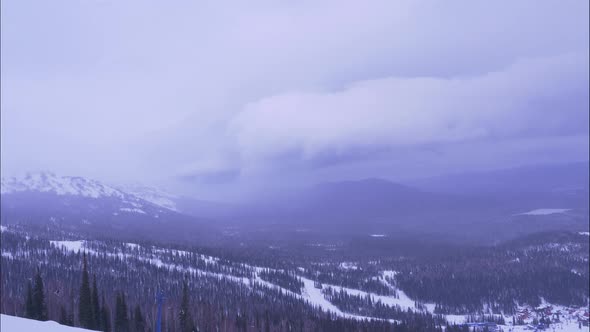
[0,314,94,332]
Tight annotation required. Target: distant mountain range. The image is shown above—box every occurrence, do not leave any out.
[1,162,588,244]
[1,172,173,219]
[407,161,589,195]
[116,183,180,211]
[0,172,217,244]
[228,162,589,240]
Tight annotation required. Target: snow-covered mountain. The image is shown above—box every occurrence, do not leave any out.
[0,172,216,243]
[117,183,238,220]
[1,172,162,217]
[115,183,179,211]
[1,171,126,198]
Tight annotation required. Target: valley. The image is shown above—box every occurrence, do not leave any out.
[1,164,588,331]
[1,222,589,331]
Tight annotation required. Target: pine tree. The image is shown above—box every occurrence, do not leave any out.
[25,280,34,319]
[59,305,74,326]
[115,292,130,332]
[79,253,94,328]
[134,305,146,332]
[59,305,68,325]
[179,280,195,332]
[92,275,101,330]
[121,293,129,331]
[101,294,112,332]
[115,293,122,331]
[32,269,47,321]
[264,310,271,332]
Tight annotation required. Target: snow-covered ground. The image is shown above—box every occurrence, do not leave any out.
[116,184,179,212]
[30,239,590,330]
[119,207,147,214]
[506,322,588,332]
[47,240,396,322]
[0,172,176,219]
[500,303,590,332]
[339,262,359,270]
[0,314,94,332]
[0,172,125,199]
[50,240,86,253]
[517,208,571,216]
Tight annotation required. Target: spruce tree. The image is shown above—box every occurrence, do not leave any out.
[59,305,74,326]
[134,305,145,332]
[92,275,101,330]
[59,305,68,325]
[115,292,130,332]
[101,294,112,332]
[32,269,47,321]
[179,280,195,332]
[121,293,129,331]
[25,280,34,319]
[115,293,122,331]
[79,253,94,328]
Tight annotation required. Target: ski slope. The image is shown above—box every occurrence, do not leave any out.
[38,239,590,328]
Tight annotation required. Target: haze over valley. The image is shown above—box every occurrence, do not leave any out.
[1,1,589,331]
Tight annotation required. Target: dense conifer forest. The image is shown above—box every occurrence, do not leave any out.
[2,226,589,331]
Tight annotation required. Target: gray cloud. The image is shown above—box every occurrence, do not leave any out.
[228,52,588,167]
[1,0,588,199]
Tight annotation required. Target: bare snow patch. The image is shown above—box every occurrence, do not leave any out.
[119,207,147,214]
[517,208,570,216]
[50,240,86,252]
[1,172,125,199]
[125,243,141,250]
[339,262,359,270]
[117,184,179,211]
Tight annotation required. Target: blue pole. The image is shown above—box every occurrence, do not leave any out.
[156,292,164,332]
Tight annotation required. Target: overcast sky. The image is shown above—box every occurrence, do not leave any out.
[1,0,588,200]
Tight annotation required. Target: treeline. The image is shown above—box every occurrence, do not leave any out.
[394,243,589,314]
[258,269,303,294]
[302,264,395,295]
[465,314,505,325]
[6,227,587,331]
[20,253,150,332]
[1,231,450,331]
[322,286,445,325]
[24,269,47,321]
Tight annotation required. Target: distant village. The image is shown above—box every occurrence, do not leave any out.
[467,305,589,332]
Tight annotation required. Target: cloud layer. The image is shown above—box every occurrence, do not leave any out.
[231,53,588,161]
[1,0,588,199]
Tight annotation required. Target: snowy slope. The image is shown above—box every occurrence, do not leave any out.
[0,172,184,219]
[115,184,179,211]
[0,172,156,215]
[0,172,214,243]
[44,238,590,329]
[49,239,395,322]
[0,172,217,220]
[0,314,95,332]
[0,172,221,245]
[1,172,125,198]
